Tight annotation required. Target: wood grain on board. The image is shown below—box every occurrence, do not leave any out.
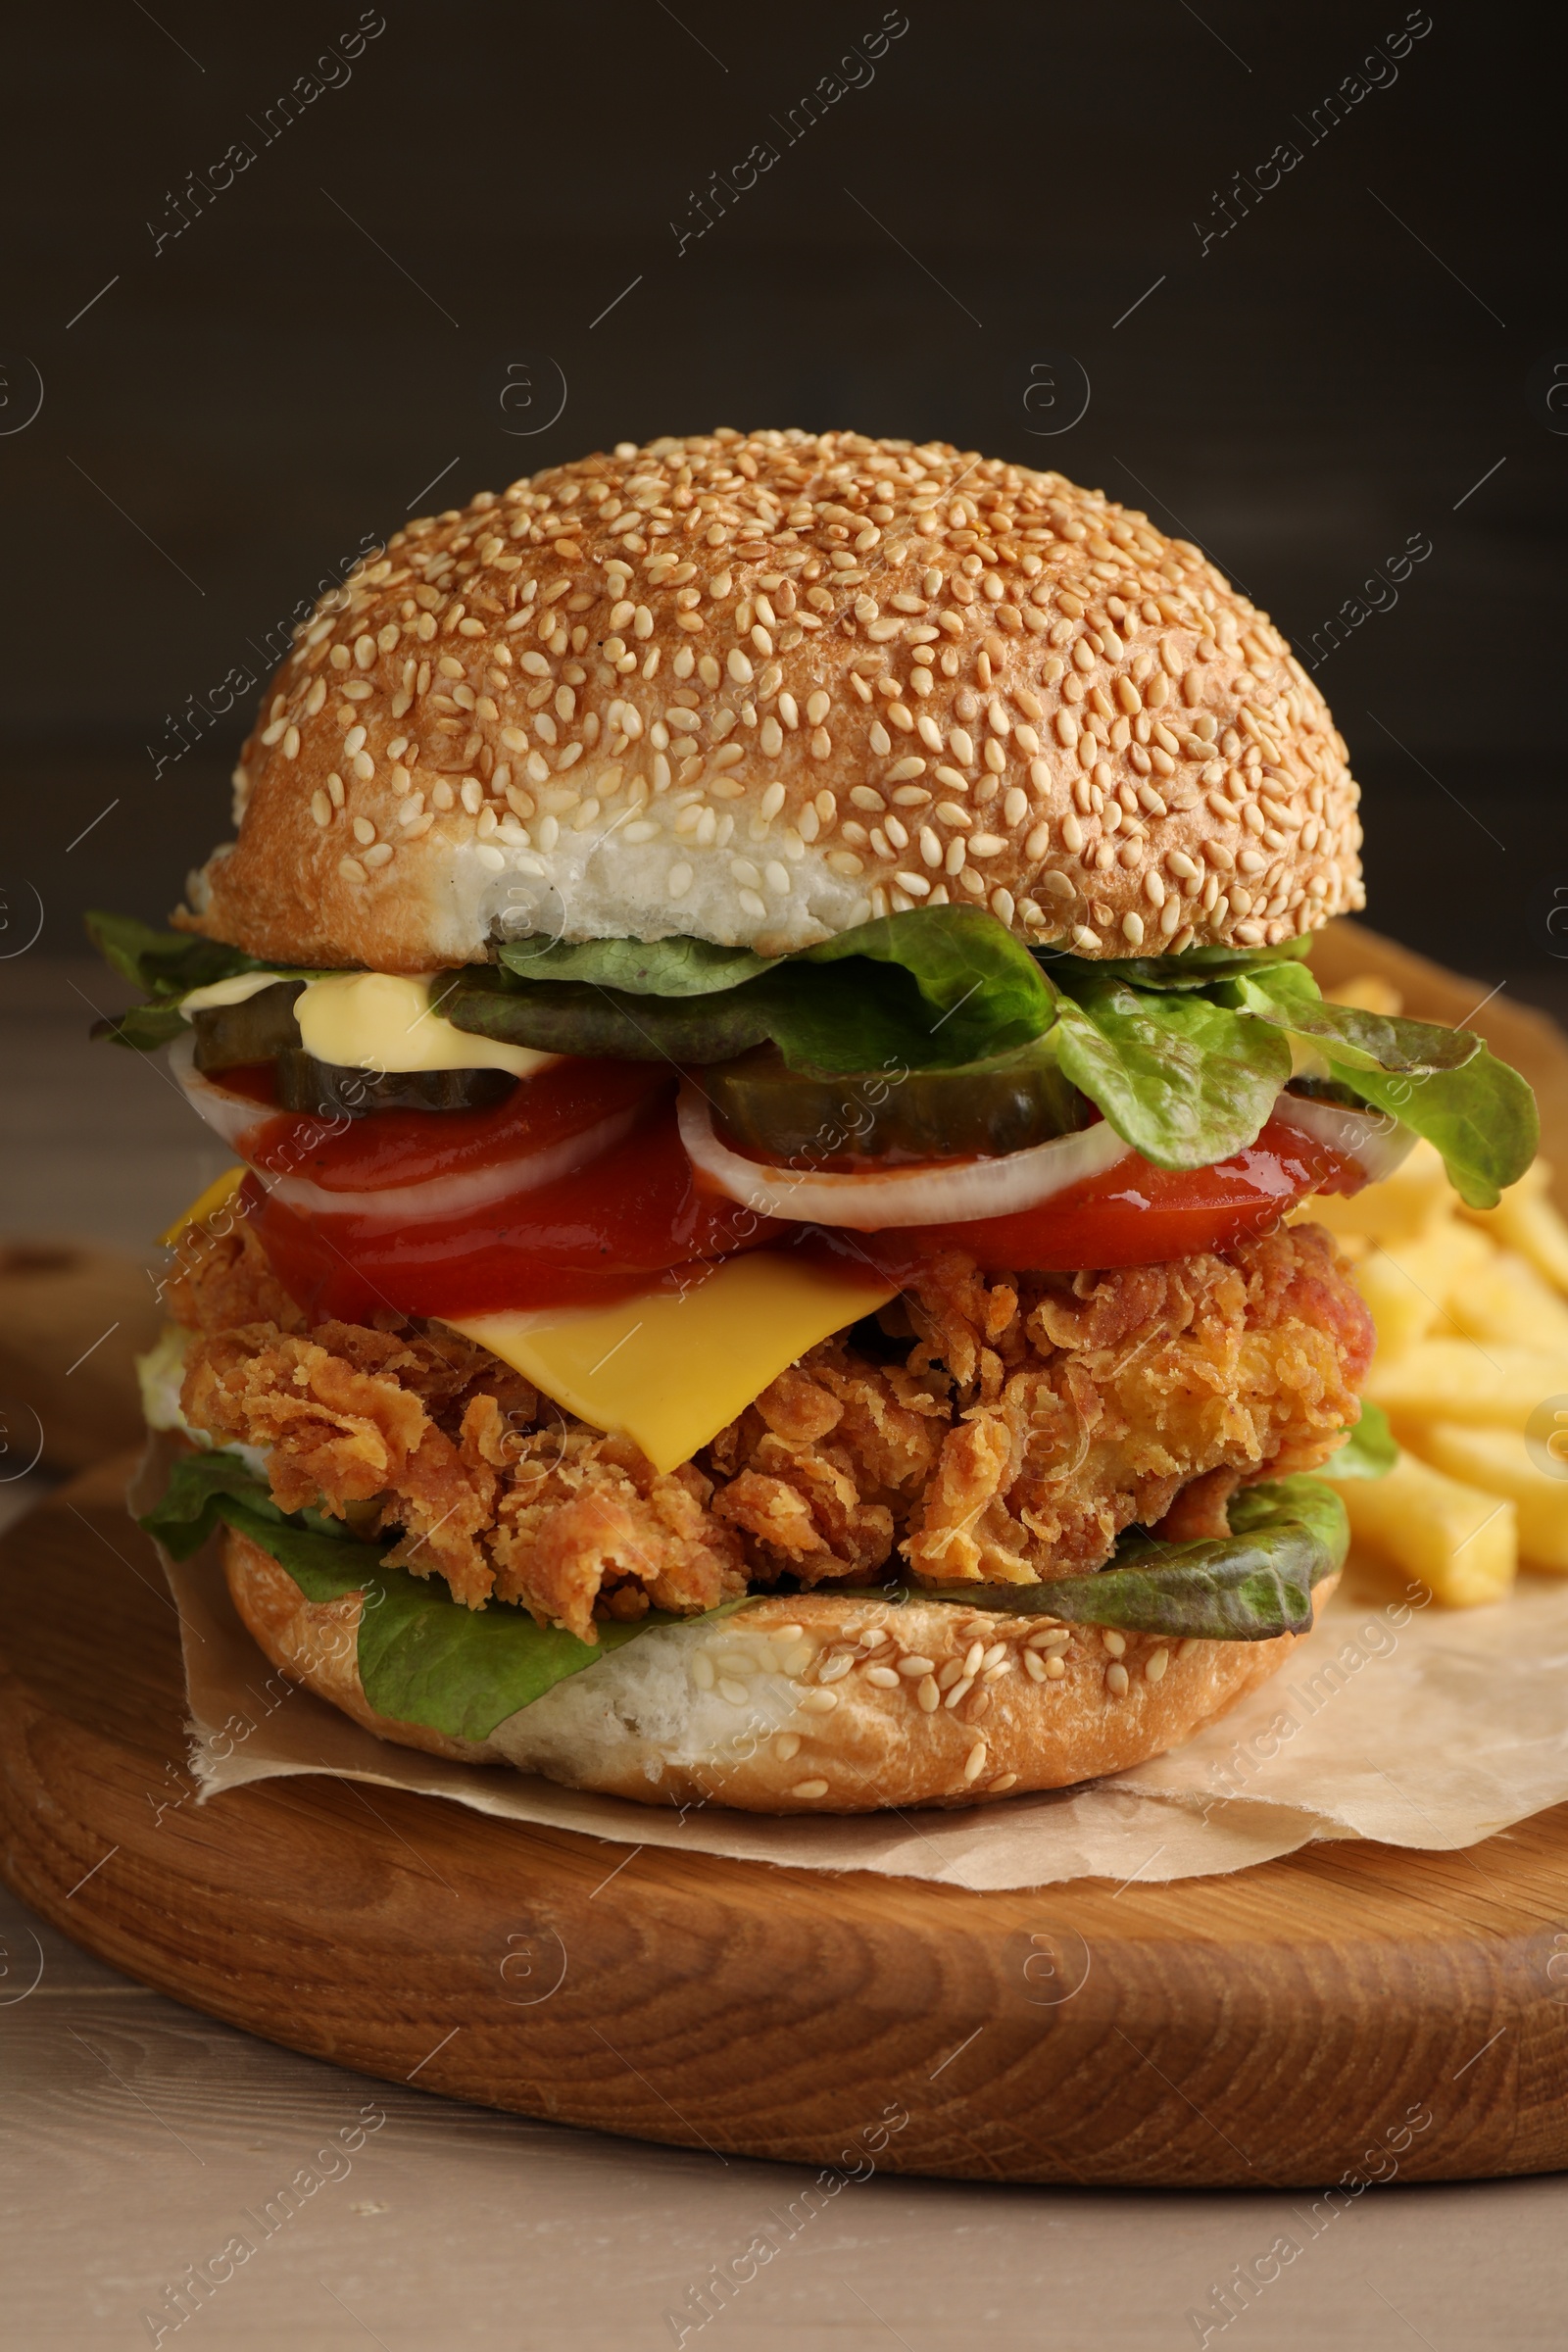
[2,923,1567,2188]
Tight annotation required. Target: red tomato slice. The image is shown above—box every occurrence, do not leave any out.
[858,1119,1366,1280]
[227,1056,666,1192]
[248,1100,783,1321]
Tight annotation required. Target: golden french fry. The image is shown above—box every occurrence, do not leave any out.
[1404,1420,1568,1573]
[1460,1160,1568,1296]
[1323,973,1404,1016]
[1441,1247,1568,1352]
[1328,1449,1517,1606]
[1364,1339,1568,1428]
[1350,1219,1494,1359]
[1307,1138,1454,1247]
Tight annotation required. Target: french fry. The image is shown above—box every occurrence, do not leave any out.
[1441,1247,1568,1353]
[1307,1138,1455,1247]
[1350,1219,1494,1359]
[1323,973,1404,1016]
[1364,1339,1568,1428]
[1328,1449,1517,1606]
[1459,1159,1568,1296]
[1404,1420,1568,1573]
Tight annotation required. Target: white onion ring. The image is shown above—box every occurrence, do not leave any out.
[677,1082,1134,1229]
[1269,1088,1416,1186]
[171,1035,637,1223]
[170,1034,266,1152]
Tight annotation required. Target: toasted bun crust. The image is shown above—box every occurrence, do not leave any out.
[184,430,1363,969]
[221,1526,1334,1814]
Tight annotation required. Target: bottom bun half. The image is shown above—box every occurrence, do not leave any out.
[221,1528,1335,1815]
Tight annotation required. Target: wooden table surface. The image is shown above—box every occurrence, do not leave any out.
[4,956,1566,2349]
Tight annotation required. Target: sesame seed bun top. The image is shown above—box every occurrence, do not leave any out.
[181,429,1365,969]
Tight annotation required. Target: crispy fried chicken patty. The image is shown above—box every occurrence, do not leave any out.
[168,1218,1372,1643]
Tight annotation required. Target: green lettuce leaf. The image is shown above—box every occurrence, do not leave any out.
[466,906,1059,1074]
[1045,936,1313,993]
[92,1002,196,1052]
[1323,1399,1397,1479]
[1233,963,1480,1074]
[85,911,335,1049]
[1050,973,1292,1168]
[498,936,778,995]
[903,1475,1348,1640]
[1321,1047,1538,1210]
[86,912,276,1002]
[140,1448,751,1740]
[798,906,1055,1059]
[138,1446,369,1588]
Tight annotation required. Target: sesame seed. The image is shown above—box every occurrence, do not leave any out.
[897,1654,936,1676]
[1105,1663,1130,1696]
[774,1732,801,1760]
[962,1741,988,1785]
[1146,1647,1169,1684]
[865,1665,901,1689]
[798,1688,839,1714]
[790,1780,829,1800]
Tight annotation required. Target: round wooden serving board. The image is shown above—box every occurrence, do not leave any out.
[5,1460,1568,2189]
[3,922,1568,2188]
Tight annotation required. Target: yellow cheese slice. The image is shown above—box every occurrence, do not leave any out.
[294,971,553,1079]
[444,1250,899,1474]
[181,967,554,1080]
[179,971,288,1013]
[158,1164,248,1246]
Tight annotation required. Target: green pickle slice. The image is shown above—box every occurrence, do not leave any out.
[190,982,305,1071]
[702,1038,1087,1163]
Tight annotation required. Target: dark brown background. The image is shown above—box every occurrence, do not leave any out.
[3,0,1562,1006]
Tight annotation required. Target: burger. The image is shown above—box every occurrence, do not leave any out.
[96,429,1537,1813]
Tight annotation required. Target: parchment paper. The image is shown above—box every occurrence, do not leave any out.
[139,1449,1568,1890]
